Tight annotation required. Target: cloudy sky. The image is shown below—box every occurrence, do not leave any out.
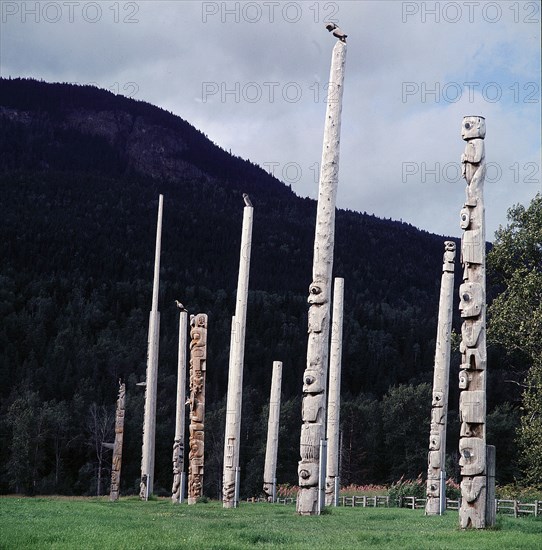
[1,0,540,238]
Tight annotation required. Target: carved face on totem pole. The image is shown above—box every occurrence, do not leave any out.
[461,116,486,141]
[303,369,325,394]
[308,280,327,304]
[459,208,470,229]
[459,282,483,318]
[459,437,485,475]
[459,369,473,390]
[298,461,319,487]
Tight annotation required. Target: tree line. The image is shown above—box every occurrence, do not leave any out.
[0,79,538,496]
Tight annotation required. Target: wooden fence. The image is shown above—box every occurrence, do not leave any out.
[265,496,542,517]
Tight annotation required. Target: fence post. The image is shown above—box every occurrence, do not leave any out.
[485,445,496,526]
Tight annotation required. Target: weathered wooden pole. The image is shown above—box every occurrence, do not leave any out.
[140,194,163,500]
[297,29,347,516]
[457,116,490,528]
[187,313,208,504]
[263,361,283,502]
[223,195,254,508]
[426,242,455,515]
[172,307,188,503]
[110,380,126,501]
[325,277,344,507]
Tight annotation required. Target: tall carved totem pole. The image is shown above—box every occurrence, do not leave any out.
[426,242,455,515]
[140,194,163,500]
[188,313,208,504]
[458,116,490,528]
[297,28,347,516]
[110,380,126,501]
[172,307,188,503]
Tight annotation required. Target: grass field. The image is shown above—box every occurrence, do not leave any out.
[1,497,541,549]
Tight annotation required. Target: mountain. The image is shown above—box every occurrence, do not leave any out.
[0,78,519,497]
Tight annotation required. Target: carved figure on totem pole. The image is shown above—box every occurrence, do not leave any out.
[171,438,183,501]
[298,281,328,514]
[110,380,126,502]
[458,116,489,528]
[426,242,455,515]
[187,313,207,504]
[460,116,485,207]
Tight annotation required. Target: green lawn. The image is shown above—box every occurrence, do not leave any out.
[0,497,541,549]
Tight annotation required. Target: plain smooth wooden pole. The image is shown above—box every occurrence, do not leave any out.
[172,309,188,503]
[140,193,163,500]
[325,278,344,507]
[223,200,253,508]
[263,361,283,502]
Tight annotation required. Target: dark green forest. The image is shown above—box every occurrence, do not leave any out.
[0,78,525,498]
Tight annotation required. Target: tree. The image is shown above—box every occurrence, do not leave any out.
[487,193,542,487]
[5,390,50,494]
[340,394,384,484]
[381,383,432,481]
[85,403,115,496]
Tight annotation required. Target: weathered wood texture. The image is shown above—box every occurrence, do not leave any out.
[140,194,163,500]
[110,381,125,502]
[187,313,207,504]
[263,361,283,502]
[298,38,347,516]
[457,116,489,528]
[325,278,344,506]
[426,242,455,515]
[172,310,188,503]
[223,203,254,508]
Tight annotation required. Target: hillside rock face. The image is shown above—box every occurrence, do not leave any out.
[1,103,206,182]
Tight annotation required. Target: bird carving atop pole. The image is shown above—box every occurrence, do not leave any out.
[325,22,347,43]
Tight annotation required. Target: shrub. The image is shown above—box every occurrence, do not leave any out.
[387,475,425,505]
[445,478,461,500]
[340,484,388,497]
[496,484,542,502]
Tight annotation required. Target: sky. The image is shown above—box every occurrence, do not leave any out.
[1,0,540,239]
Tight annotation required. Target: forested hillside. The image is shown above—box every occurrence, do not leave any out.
[0,78,523,498]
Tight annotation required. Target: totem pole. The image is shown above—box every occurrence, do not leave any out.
[263,361,283,502]
[298,27,347,516]
[457,116,491,528]
[140,194,163,500]
[187,313,207,504]
[325,278,344,507]
[110,380,126,501]
[223,195,254,508]
[172,306,188,503]
[425,242,455,515]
